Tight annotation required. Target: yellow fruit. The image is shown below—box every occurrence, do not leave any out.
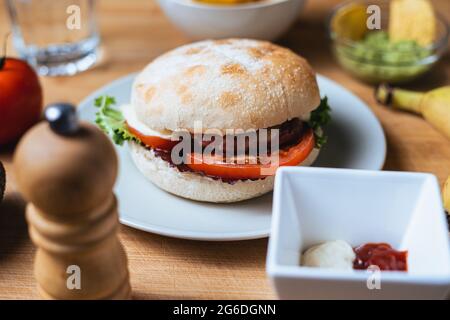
[376,84,450,140]
[420,87,450,140]
[444,177,450,212]
[331,3,367,41]
[389,0,436,46]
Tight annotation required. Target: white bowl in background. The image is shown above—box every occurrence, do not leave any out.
[267,167,450,300]
[157,0,307,41]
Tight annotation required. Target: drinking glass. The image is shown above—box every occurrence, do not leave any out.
[5,0,100,76]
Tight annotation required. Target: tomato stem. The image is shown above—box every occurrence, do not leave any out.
[0,32,10,70]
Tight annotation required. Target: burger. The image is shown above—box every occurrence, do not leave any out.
[95,39,330,203]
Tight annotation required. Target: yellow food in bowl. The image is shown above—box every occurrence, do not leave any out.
[331,2,367,41]
[389,0,436,46]
[195,0,262,4]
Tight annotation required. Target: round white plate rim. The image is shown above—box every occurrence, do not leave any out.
[78,72,386,241]
[119,216,272,241]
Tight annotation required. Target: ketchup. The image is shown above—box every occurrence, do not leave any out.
[353,243,408,271]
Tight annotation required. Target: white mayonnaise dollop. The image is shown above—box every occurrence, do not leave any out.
[301,240,355,270]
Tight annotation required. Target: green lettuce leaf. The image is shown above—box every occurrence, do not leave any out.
[308,96,332,148]
[94,95,140,145]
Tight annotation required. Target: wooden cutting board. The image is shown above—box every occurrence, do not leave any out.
[0,0,449,299]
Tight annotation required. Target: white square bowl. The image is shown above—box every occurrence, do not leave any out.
[267,167,450,300]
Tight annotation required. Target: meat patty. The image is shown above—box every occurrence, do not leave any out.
[199,118,305,155]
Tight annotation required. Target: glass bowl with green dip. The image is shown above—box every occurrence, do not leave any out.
[328,0,449,84]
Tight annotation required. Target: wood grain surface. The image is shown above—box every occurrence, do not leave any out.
[0,0,449,300]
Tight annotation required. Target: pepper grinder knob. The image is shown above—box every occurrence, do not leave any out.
[44,103,79,135]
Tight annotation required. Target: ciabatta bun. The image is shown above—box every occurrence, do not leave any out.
[131,38,320,133]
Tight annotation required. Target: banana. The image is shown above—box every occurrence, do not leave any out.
[444,176,450,213]
[376,84,450,140]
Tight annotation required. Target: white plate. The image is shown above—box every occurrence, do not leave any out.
[78,73,386,241]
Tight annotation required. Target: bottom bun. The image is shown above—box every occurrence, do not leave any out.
[129,142,320,203]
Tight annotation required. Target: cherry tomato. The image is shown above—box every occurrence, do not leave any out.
[0,58,42,145]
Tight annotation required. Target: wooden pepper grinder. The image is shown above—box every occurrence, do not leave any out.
[13,104,131,299]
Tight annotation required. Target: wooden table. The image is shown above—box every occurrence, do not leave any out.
[0,0,449,300]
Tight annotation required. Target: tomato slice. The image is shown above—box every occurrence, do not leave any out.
[127,123,178,151]
[186,129,315,180]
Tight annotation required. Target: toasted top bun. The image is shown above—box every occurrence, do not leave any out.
[131,38,320,133]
